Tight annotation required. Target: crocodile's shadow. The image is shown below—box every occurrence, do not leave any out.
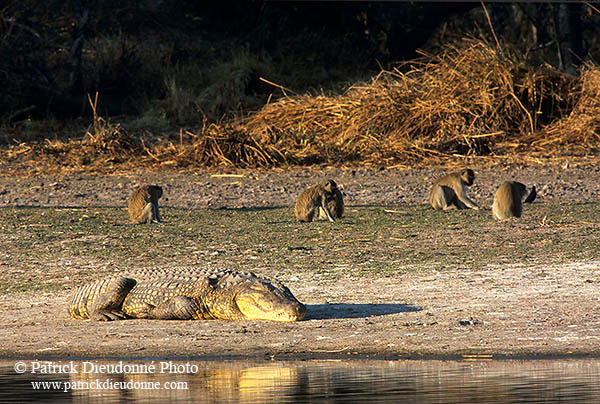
[306,303,421,320]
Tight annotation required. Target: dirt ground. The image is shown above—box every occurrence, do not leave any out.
[0,164,599,359]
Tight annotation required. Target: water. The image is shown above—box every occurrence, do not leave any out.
[1,358,599,403]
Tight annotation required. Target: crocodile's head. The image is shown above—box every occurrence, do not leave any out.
[209,274,307,321]
[235,279,307,321]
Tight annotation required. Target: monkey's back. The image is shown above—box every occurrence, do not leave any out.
[294,185,316,221]
[492,181,523,220]
[429,182,456,210]
[128,186,151,222]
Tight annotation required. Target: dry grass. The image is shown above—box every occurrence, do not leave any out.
[519,64,600,155]
[143,119,284,169]
[2,40,599,175]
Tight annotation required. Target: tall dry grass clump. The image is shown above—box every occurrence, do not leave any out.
[519,64,600,156]
[178,40,579,167]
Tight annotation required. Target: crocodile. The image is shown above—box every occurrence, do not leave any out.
[69,268,306,322]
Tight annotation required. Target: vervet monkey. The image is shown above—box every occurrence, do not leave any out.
[128,185,163,224]
[429,169,480,210]
[295,180,338,222]
[318,185,344,220]
[492,181,535,220]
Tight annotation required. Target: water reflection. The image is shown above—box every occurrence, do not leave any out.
[1,359,599,403]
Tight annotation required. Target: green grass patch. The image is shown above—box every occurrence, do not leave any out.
[0,202,599,293]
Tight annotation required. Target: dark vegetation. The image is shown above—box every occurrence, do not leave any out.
[0,2,599,173]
